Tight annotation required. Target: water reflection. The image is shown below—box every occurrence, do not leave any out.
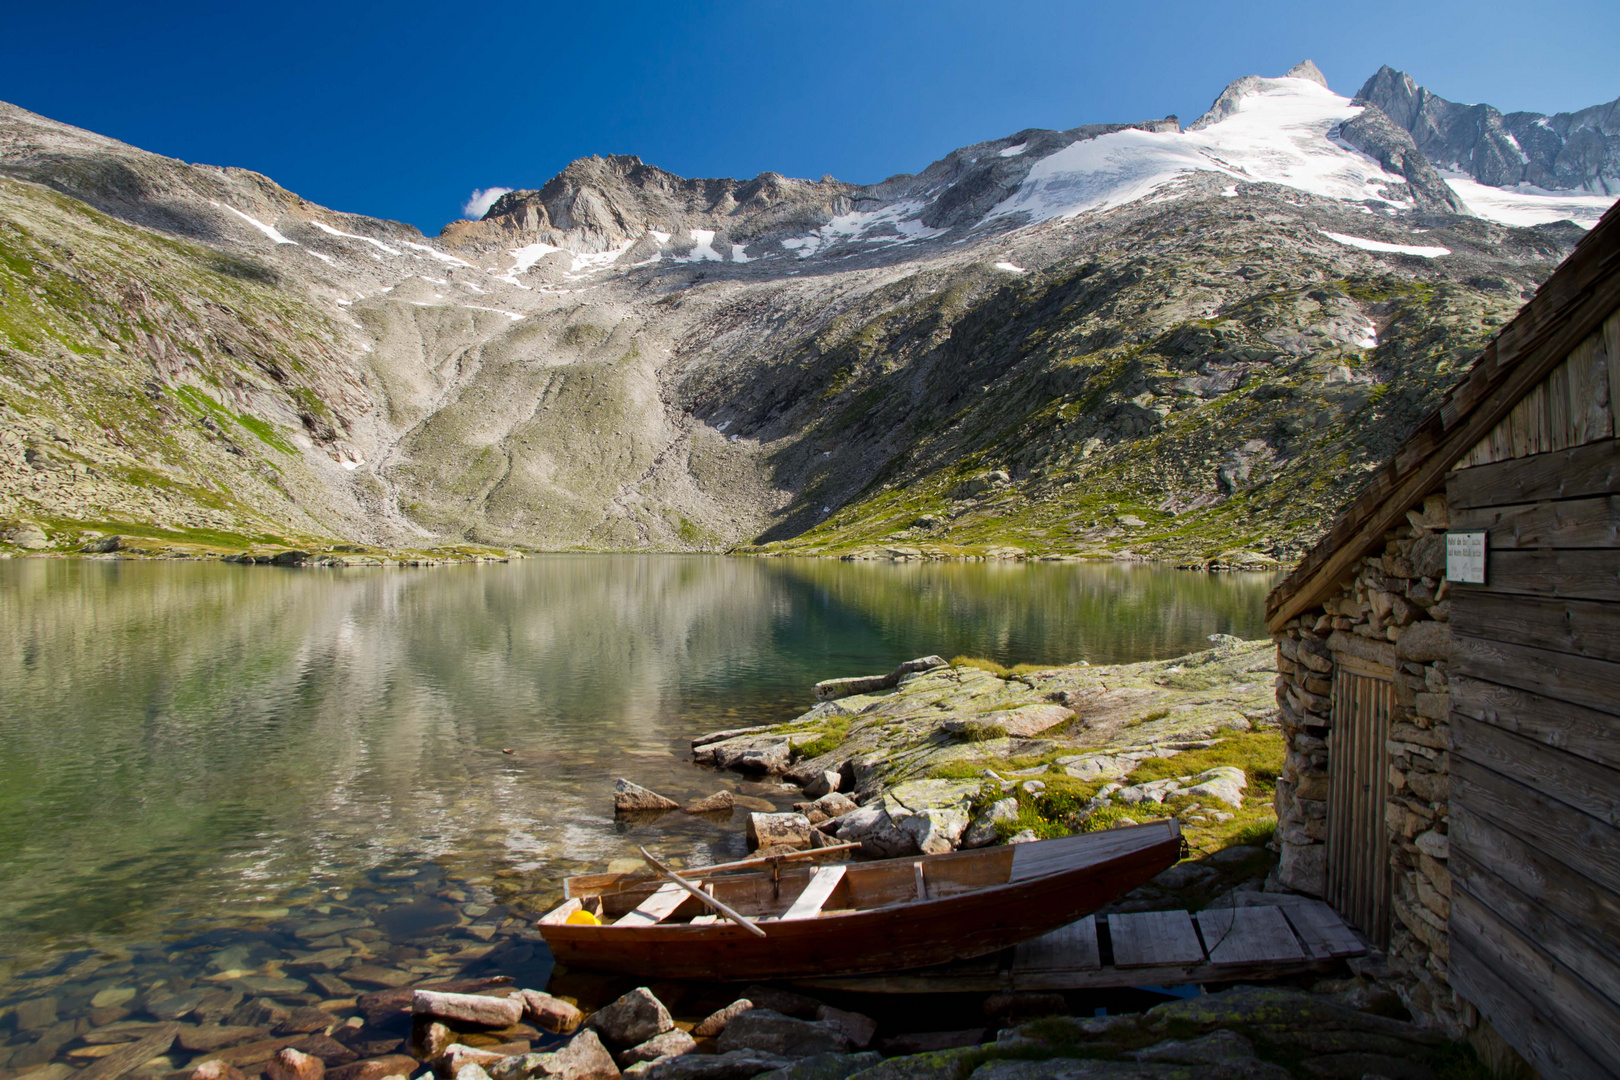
[0,556,1273,977]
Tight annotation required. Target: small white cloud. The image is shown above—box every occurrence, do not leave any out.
[462,187,513,220]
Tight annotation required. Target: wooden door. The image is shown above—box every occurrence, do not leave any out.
[1325,658,1392,948]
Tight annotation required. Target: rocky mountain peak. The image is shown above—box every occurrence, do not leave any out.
[1284,60,1330,89]
[1356,65,1620,194]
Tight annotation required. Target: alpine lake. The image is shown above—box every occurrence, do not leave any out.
[0,555,1276,1072]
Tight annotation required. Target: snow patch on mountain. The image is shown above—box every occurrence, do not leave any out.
[1439,174,1614,228]
[214,202,297,245]
[310,220,403,256]
[1319,231,1450,258]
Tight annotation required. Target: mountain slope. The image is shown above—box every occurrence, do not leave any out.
[0,63,1612,561]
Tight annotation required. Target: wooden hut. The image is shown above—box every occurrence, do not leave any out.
[1266,201,1620,1078]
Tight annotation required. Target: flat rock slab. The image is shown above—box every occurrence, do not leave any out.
[981,704,1074,738]
[413,990,523,1027]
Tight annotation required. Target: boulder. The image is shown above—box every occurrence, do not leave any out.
[800,771,841,799]
[799,792,858,824]
[1184,767,1246,809]
[738,987,823,1020]
[746,813,814,852]
[267,1048,325,1080]
[614,780,680,813]
[437,1045,509,1077]
[1277,842,1326,896]
[681,792,735,815]
[695,735,793,774]
[813,657,946,702]
[517,989,584,1035]
[413,1020,456,1058]
[82,535,123,553]
[715,1009,850,1058]
[828,805,920,858]
[414,990,524,1028]
[6,523,49,549]
[617,1029,696,1067]
[874,1029,985,1056]
[1134,1029,1257,1065]
[899,807,969,855]
[962,797,1020,849]
[490,1031,619,1080]
[692,1000,753,1038]
[638,1049,791,1080]
[813,1007,876,1050]
[755,1053,883,1080]
[585,987,673,1049]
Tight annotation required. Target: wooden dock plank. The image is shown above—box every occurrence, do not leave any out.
[1282,899,1368,958]
[1198,906,1305,965]
[1012,916,1099,972]
[1110,910,1203,968]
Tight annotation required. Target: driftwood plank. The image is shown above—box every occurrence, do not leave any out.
[1280,899,1366,959]
[77,1025,180,1080]
[1198,906,1304,965]
[1109,910,1203,968]
[1012,916,1100,972]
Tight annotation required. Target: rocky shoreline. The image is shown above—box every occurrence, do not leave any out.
[684,639,1281,874]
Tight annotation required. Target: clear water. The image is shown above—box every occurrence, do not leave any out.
[0,556,1273,1065]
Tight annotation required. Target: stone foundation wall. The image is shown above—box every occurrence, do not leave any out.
[1271,494,1466,1034]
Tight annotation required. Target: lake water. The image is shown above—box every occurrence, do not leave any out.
[0,556,1273,1068]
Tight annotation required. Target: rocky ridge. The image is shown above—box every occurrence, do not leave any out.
[0,63,1614,562]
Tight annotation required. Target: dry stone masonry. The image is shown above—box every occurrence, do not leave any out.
[1272,493,1460,1032]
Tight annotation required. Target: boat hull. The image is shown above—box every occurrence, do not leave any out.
[539,825,1181,980]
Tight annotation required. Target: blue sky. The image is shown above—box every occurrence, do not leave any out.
[2,1,1615,235]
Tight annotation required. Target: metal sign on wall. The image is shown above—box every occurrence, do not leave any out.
[1445,531,1487,584]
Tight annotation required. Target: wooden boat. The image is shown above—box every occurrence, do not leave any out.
[537,821,1182,980]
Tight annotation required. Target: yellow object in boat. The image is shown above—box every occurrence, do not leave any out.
[565,908,600,925]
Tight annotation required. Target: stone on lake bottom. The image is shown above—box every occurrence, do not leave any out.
[617,1028,697,1066]
[414,989,524,1028]
[345,966,417,989]
[266,1048,325,1080]
[277,1007,339,1034]
[326,1057,420,1080]
[715,1009,850,1058]
[614,779,680,812]
[584,986,674,1049]
[178,1027,272,1053]
[89,987,137,1010]
[681,791,735,815]
[692,999,753,1038]
[190,1062,250,1080]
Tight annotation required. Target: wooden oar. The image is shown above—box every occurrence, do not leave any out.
[639,847,767,938]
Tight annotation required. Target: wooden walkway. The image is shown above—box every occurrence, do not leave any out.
[798,897,1367,993]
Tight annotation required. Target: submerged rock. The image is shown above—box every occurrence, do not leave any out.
[617,1028,696,1067]
[614,779,680,812]
[681,791,735,815]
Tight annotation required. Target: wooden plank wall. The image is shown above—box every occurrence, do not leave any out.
[1324,664,1393,948]
[1446,306,1620,1077]
[1455,316,1618,468]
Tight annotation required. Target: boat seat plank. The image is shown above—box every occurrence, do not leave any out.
[691,914,717,925]
[1013,915,1100,972]
[1008,826,1168,883]
[1110,910,1204,968]
[615,883,688,927]
[783,866,847,921]
[1281,900,1366,958]
[913,862,927,902]
[1197,906,1305,965]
